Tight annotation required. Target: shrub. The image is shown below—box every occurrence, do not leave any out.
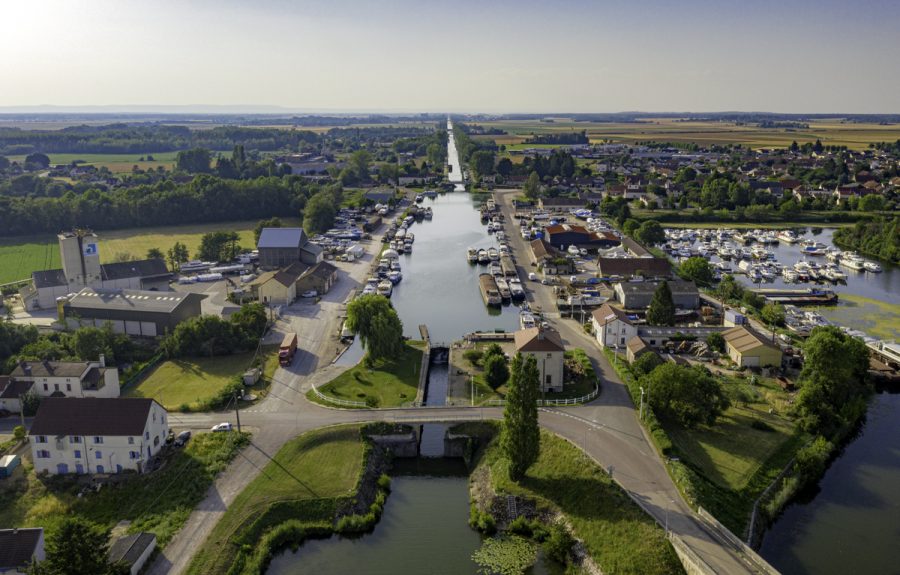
[484,354,510,390]
[463,349,484,365]
[376,473,392,491]
[543,524,574,564]
[469,504,497,535]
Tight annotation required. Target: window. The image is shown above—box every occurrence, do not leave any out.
[546,375,552,385]
[54,384,59,392]
[145,431,150,440]
[36,450,51,459]
[95,451,102,459]
[35,436,47,444]
[129,451,140,460]
[620,337,625,345]
[43,384,48,392]
[128,437,134,445]
[546,353,552,358]
[74,450,82,458]
[93,436,103,444]
[152,413,156,423]
[162,415,166,425]
[66,384,71,392]
[153,436,160,446]
[69,436,81,444]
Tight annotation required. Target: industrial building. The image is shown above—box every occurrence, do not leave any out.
[23,231,172,310]
[543,224,620,251]
[614,280,699,310]
[61,287,205,337]
[257,228,323,270]
[722,326,783,368]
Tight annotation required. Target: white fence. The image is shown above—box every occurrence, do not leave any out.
[484,384,599,407]
[310,384,368,408]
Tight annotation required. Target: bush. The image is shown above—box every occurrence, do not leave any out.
[469,504,497,535]
[483,354,510,390]
[542,524,574,564]
[376,473,392,491]
[463,349,484,365]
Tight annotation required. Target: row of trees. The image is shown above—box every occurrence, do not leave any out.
[0,174,327,237]
[160,303,267,358]
[0,321,139,373]
[832,217,899,264]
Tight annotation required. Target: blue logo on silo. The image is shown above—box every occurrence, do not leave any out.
[84,243,98,256]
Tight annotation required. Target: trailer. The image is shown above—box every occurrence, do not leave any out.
[279,332,298,366]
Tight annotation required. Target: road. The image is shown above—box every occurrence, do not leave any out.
[135,193,767,574]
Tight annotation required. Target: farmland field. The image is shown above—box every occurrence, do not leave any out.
[0,218,299,285]
[6,152,183,173]
[470,118,900,150]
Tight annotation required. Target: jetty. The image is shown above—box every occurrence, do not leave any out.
[752,288,839,306]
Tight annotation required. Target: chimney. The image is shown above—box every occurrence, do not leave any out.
[23,363,32,377]
[99,354,106,368]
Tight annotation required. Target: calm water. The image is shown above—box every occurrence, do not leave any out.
[760,389,900,575]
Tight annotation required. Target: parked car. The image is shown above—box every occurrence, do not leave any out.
[301,290,318,298]
[174,430,192,446]
[211,422,233,432]
[528,272,538,281]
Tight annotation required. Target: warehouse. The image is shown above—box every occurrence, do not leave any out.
[257,228,324,270]
[614,280,699,310]
[722,326,783,368]
[61,287,205,337]
[543,224,620,251]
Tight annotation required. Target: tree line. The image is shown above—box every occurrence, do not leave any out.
[832,217,899,264]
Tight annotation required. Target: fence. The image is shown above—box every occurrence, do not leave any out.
[484,384,599,407]
[310,384,368,408]
[697,506,782,575]
[121,353,165,391]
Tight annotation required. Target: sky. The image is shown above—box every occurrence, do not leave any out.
[1,0,899,113]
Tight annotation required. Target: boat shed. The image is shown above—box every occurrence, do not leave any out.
[61,287,206,337]
[723,326,783,368]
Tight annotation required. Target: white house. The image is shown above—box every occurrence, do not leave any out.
[591,302,638,349]
[514,327,565,392]
[8,359,120,403]
[0,528,45,575]
[29,398,169,475]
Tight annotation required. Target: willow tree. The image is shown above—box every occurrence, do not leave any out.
[346,294,404,364]
[502,353,541,481]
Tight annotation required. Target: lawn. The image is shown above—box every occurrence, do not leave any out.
[125,347,279,411]
[311,342,424,407]
[0,432,249,547]
[0,218,299,285]
[186,425,366,575]
[475,424,684,575]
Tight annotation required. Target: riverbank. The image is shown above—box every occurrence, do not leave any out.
[631,208,885,228]
[463,422,684,575]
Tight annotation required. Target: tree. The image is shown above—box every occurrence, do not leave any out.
[796,326,870,436]
[254,217,283,243]
[523,171,542,200]
[482,343,504,363]
[303,190,337,235]
[349,150,372,182]
[646,281,675,326]
[761,303,785,342]
[496,157,513,177]
[24,152,51,170]
[469,150,495,180]
[198,231,241,262]
[13,425,25,442]
[229,303,268,347]
[378,163,400,185]
[146,247,164,260]
[34,517,126,575]
[175,148,212,173]
[0,155,10,171]
[71,325,130,363]
[643,363,729,428]
[858,194,884,212]
[631,352,663,377]
[635,220,665,245]
[678,257,714,287]
[706,332,726,353]
[779,198,801,217]
[167,241,190,271]
[483,354,510,390]
[622,218,640,238]
[345,294,404,364]
[501,353,540,481]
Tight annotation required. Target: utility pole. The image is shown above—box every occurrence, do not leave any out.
[639,386,645,421]
[18,394,26,437]
[470,374,474,407]
[233,392,242,433]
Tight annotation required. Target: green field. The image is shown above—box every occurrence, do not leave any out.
[0,218,299,285]
[187,426,366,575]
[476,424,684,575]
[125,347,279,411]
[0,432,249,547]
[7,152,182,173]
[311,342,424,407]
[473,118,900,151]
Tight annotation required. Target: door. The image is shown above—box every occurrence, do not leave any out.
[96,464,104,473]
[56,463,69,474]
[75,464,84,474]
[116,464,123,474]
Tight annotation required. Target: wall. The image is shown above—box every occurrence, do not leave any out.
[368,432,419,458]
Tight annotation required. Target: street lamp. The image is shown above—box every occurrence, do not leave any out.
[639,386,645,421]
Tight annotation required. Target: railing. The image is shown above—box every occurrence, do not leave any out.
[697,506,782,575]
[484,384,599,407]
[310,384,368,408]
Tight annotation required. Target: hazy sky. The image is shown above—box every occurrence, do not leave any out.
[2,0,899,113]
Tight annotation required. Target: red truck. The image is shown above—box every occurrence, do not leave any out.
[279,332,298,366]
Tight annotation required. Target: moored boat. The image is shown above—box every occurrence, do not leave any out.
[495,277,512,300]
[479,273,502,306]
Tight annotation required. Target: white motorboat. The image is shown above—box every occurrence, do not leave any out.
[864,261,883,273]
[477,249,490,264]
[776,230,800,244]
[782,269,800,282]
[488,247,500,261]
[377,280,393,297]
[467,247,478,263]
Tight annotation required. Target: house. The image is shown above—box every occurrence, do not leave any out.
[625,335,655,364]
[597,257,672,279]
[528,239,573,275]
[248,262,306,305]
[23,231,173,310]
[0,528,45,575]
[538,196,584,211]
[8,359,120,404]
[0,376,33,414]
[591,303,638,349]
[364,188,396,204]
[295,261,339,295]
[62,288,206,338]
[722,326,782,368]
[108,533,157,575]
[543,224,620,251]
[29,397,169,475]
[514,327,565,392]
[257,228,323,270]
[614,280,699,310]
